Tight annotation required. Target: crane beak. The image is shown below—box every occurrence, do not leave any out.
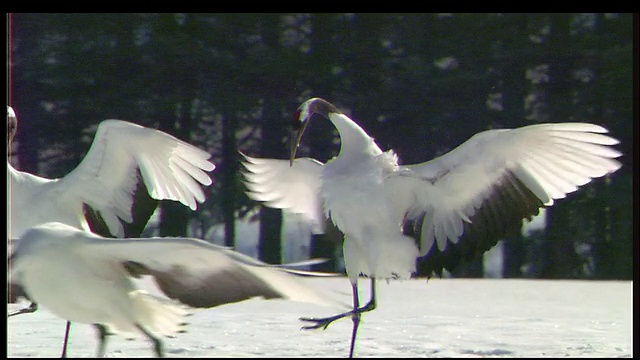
[289,117,310,167]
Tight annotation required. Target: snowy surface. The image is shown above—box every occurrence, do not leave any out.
[8,277,632,358]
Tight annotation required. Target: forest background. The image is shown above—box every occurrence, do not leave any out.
[7,13,634,280]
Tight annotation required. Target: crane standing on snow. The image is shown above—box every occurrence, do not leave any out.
[241,97,622,358]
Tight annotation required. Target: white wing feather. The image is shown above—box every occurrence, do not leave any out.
[385,123,621,256]
[241,153,326,234]
[55,120,214,237]
[10,222,342,308]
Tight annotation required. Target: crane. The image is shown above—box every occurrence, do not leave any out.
[7,106,215,356]
[241,97,622,358]
[8,222,339,357]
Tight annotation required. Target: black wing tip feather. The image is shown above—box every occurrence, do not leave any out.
[124,261,284,309]
[411,170,545,277]
[126,169,159,237]
[83,203,111,237]
[83,169,158,238]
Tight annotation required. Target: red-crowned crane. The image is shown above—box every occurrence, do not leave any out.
[8,222,338,357]
[241,97,622,358]
[7,106,215,356]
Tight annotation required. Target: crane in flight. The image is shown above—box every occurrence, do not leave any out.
[241,97,622,358]
[7,106,215,356]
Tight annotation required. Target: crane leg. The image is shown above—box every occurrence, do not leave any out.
[94,324,110,358]
[300,278,377,357]
[136,323,164,358]
[60,321,72,357]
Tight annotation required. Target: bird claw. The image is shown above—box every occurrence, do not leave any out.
[8,302,38,317]
[299,317,334,331]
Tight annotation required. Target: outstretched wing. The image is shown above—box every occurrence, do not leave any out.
[82,234,343,309]
[383,123,621,275]
[240,152,327,234]
[57,120,214,237]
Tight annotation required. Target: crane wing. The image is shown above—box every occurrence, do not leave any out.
[240,153,327,234]
[384,123,621,275]
[57,120,214,237]
[79,233,341,308]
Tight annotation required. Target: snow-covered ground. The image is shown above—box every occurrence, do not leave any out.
[8,277,632,358]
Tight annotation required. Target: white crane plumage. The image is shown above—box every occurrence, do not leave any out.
[7,106,215,240]
[241,97,622,358]
[7,106,215,356]
[8,222,338,357]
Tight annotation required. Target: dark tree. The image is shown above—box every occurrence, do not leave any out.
[8,13,632,280]
[541,14,583,279]
[497,14,530,278]
[257,15,285,264]
[302,14,345,272]
[9,14,44,174]
[148,14,199,237]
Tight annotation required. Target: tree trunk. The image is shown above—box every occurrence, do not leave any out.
[257,16,284,264]
[303,14,343,272]
[11,14,43,174]
[541,14,582,279]
[155,14,196,238]
[220,109,238,247]
[258,98,283,264]
[500,14,529,278]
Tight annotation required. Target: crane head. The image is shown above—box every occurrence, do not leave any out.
[290,107,309,166]
[8,106,17,142]
[289,98,340,166]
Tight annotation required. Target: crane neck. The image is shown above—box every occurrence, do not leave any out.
[328,112,382,159]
